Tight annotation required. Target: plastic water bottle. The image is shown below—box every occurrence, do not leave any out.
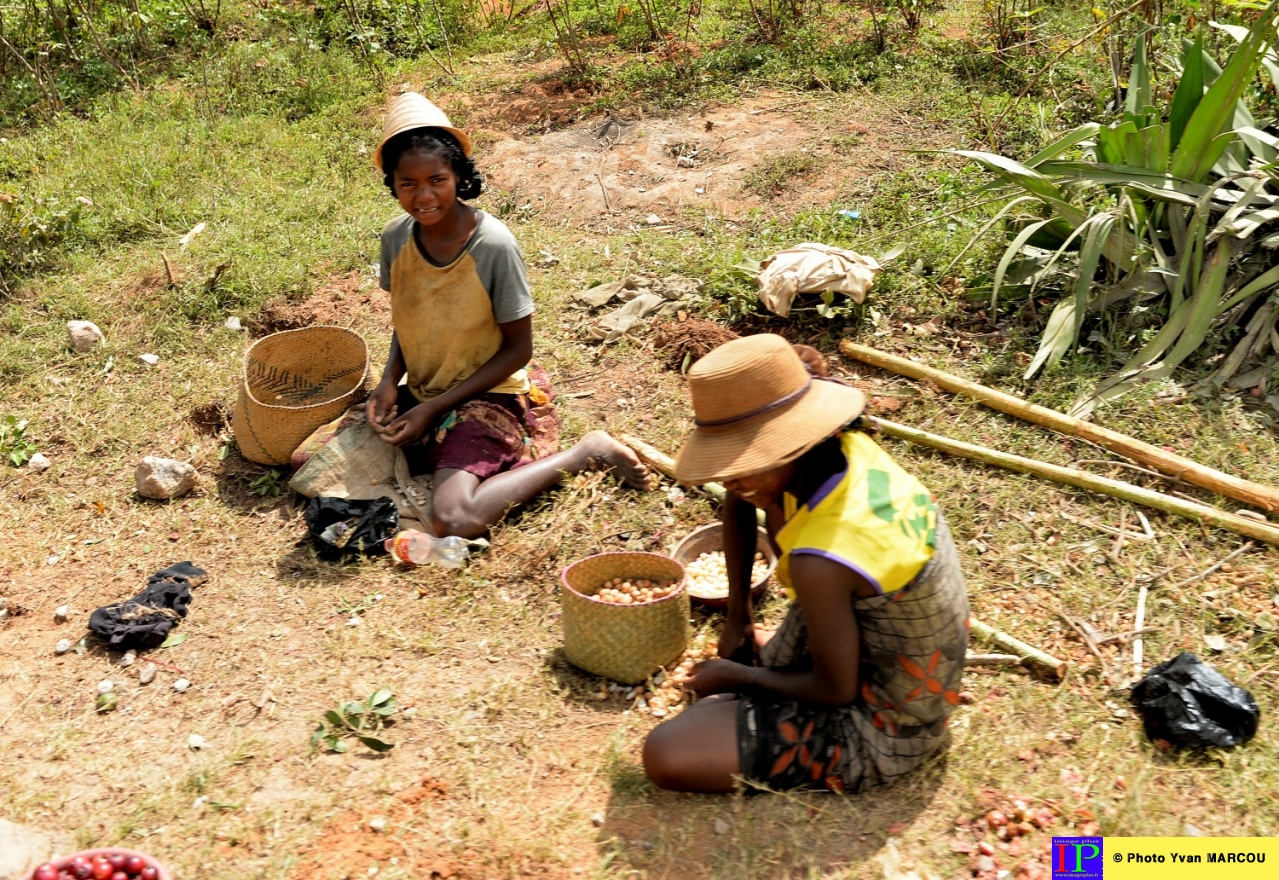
[385,531,469,568]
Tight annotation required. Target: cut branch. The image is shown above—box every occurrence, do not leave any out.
[839,340,1279,513]
[970,617,1068,680]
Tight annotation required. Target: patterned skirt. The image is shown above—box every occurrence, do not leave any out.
[396,364,560,480]
[737,517,969,793]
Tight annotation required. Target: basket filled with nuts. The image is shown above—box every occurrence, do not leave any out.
[28,849,172,880]
[561,551,689,684]
[671,523,777,607]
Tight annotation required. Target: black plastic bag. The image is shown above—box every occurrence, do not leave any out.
[305,496,399,561]
[88,562,207,650]
[1130,651,1260,748]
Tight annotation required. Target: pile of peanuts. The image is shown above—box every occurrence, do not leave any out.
[594,644,714,718]
[593,576,680,604]
[684,550,770,598]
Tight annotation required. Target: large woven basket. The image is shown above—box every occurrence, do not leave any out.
[561,552,688,684]
[232,326,368,466]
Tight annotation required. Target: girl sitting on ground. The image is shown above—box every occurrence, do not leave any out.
[366,93,653,538]
[643,334,969,793]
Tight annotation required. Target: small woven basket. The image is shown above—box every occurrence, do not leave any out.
[561,552,688,684]
[232,326,368,466]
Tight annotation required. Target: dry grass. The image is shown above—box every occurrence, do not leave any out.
[3,56,1279,880]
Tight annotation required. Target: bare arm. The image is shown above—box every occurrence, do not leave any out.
[380,315,534,447]
[717,490,760,663]
[692,554,863,707]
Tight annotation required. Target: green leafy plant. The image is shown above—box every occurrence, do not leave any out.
[0,415,36,466]
[956,3,1279,414]
[310,688,398,754]
[248,468,284,496]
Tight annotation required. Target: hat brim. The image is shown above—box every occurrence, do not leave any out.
[674,380,866,484]
[373,124,474,169]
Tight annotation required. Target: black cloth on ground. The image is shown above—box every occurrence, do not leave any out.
[88,561,208,650]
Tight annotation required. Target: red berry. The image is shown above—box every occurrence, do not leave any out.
[125,857,146,876]
[112,872,129,880]
[139,868,158,880]
[34,864,59,880]
[92,858,114,880]
[108,855,128,871]
[72,860,94,880]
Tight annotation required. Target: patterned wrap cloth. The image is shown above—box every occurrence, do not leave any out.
[737,516,969,793]
[396,363,559,479]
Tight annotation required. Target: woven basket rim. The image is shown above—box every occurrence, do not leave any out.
[561,551,687,605]
[241,325,369,413]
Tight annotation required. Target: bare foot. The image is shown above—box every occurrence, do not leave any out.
[754,626,777,652]
[578,431,656,490]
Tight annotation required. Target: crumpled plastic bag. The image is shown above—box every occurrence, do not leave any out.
[305,496,399,561]
[757,243,880,318]
[573,273,703,342]
[1129,651,1260,748]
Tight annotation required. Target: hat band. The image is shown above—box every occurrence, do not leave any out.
[694,377,812,428]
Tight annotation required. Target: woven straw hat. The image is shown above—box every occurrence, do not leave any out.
[373,92,473,169]
[674,334,865,484]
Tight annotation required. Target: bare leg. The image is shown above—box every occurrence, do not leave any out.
[643,695,742,793]
[431,431,655,537]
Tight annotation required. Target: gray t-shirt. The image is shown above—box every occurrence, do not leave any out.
[378,210,534,324]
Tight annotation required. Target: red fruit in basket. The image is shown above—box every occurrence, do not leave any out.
[139,867,158,880]
[111,872,129,880]
[125,856,146,876]
[91,858,114,880]
[108,855,128,872]
[34,864,59,880]
[70,858,92,880]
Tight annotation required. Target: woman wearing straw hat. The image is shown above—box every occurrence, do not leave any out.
[366,93,654,538]
[643,335,969,793]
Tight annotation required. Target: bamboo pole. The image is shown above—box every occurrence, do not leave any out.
[968,618,1068,680]
[867,416,1279,546]
[839,340,1279,513]
[618,435,759,525]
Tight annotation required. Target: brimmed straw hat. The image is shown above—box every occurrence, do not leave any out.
[674,334,866,484]
[373,92,473,169]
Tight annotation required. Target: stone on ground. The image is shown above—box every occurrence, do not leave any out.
[66,320,104,352]
[135,456,197,500]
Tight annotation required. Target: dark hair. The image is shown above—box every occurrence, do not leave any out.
[381,128,483,200]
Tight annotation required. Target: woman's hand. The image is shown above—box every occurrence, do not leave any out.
[381,399,441,447]
[366,378,400,435]
[717,619,757,666]
[686,658,754,697]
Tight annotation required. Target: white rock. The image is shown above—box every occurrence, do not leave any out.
[138,662,157,685]
[713,818,730,835]
[54,604,69,622]
[192,796,208,810]
[1204,634,1227,652]
[67,320,105,352]
[591,813,605,828]
[174,678,191,692]
[135,456,197,500]
[187,734,209,750]
[368,816,387,833]
[27,453,50,472]
[139,353,160,366]
[224,316,242,331]
[55,639,71,655]
[0,608,8,621]
[97,679,114,694]
[645,214,662,225]
[120,649,137,668]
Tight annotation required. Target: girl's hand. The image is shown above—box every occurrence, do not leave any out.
[381,400,439,447]
[366,379,400,434]
[686,658,753,697]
